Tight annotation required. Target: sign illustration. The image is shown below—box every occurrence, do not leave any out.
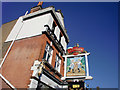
[66,56,86,77]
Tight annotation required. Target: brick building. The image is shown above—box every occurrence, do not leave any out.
[0,3,92,89]
[0,3,69,89]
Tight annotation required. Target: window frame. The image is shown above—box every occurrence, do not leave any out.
[43,42,53,64]
[54,54,61,73]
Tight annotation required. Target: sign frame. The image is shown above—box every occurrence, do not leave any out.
[63,53,92,80]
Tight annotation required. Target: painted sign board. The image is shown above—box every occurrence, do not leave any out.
[63,44,93,80]
[66,56,86,77]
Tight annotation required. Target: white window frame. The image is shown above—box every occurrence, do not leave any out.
[43,43,53,64]
[54,54,61,73]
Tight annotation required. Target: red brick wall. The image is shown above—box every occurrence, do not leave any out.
[1,34,65,88]
[1,35,45,88]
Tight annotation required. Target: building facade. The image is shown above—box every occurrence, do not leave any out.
[0,4,69,89]
[0,3,92,89]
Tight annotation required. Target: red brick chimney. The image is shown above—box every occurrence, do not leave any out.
[30,2,43,13]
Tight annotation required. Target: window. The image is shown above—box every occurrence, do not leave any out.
[43,43,53,64]
[54,54,61,72]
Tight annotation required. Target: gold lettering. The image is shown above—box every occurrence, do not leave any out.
[72,85,80,88]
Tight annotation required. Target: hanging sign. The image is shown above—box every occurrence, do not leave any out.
[64,44,92,80]
[66,56,86,77]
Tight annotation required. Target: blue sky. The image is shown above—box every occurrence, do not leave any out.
[2,2,118,88]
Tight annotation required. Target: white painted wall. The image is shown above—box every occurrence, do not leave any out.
[41,74,62,88]
[64,40,67,52]
[61,36,67,51]
[29,73,64,88]
[5,17,23,42]
[17,13,53,40]
[54,26,60,41]
[5,11,67,52]
[56,12,64,28]
[5,13,54,42]
[56,12,68,52]
[29,79,38,88]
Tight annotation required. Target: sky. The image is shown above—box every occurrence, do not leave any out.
[2,2,118,88]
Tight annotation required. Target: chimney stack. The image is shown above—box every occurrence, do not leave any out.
[30,2,43,13]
